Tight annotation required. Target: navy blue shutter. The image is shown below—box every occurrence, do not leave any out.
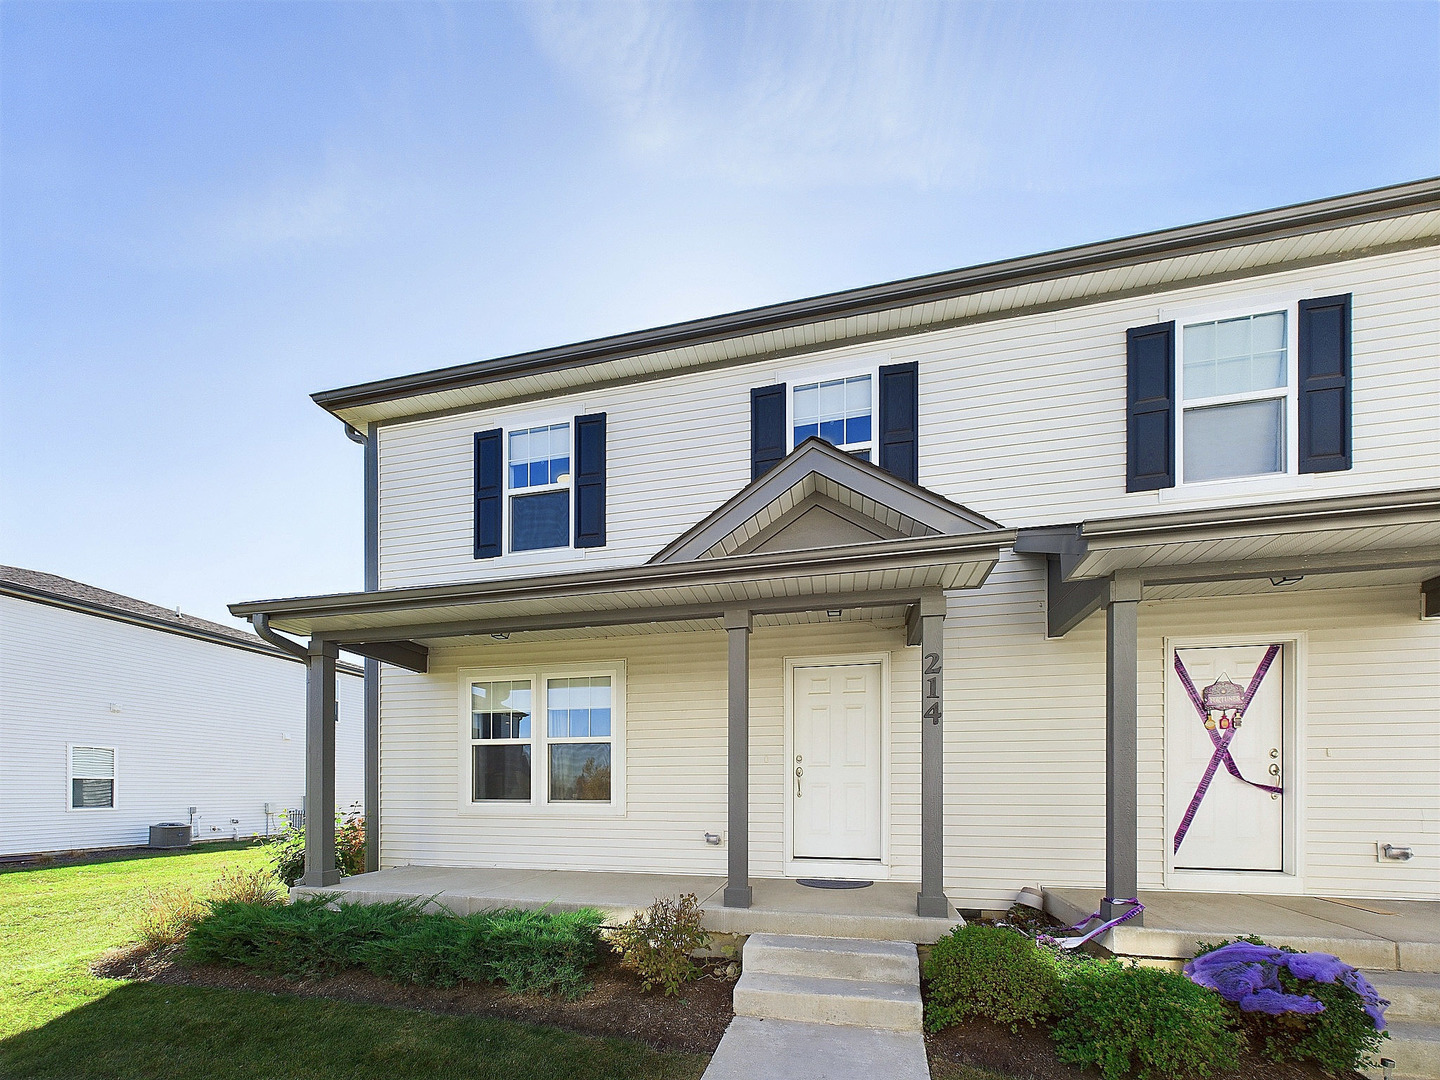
[473,429,503,559]
[751,384,787,480]
[877,361,919,484]
[1298,294,1352,473]
[573,412,607,547]
[1126,322,1176,491]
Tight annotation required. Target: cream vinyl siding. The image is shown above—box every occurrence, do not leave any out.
[378,622,920,879]
[942,559,1439,908]
[0,595,364,855]
[376,245,1438,588]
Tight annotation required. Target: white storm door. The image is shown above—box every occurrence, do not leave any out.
[1167,644,1285,872]
[792,663,883,860]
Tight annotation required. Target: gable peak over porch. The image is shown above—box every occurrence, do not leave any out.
[650,437,1002,566]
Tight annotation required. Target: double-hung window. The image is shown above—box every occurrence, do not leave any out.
[463,666,622,808]
[1179,311,1289,483]
[70,746,115,809]
[470,681,533,801]
[508,423,571,552]
[793,375,873,460]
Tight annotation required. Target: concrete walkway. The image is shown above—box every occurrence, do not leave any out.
[702,1017,929,1080]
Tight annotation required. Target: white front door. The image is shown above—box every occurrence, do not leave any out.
[1167,644,1285,872]
[792,663,883,860]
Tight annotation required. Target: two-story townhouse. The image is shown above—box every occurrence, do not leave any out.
[234,178,1439,942]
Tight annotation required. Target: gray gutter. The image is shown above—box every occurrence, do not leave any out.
[312,177,1439,416]
[250,612,310,660]
[1078,486,1440,542]
[229,528,1016,622]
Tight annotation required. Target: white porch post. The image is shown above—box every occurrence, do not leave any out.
[1104,573,1141,922]
[917,591,949,918]
[303,638,340,887]
[723,608,753,908]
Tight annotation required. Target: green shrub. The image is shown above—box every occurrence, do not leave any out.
[608,894,710,995]
[183,896,603,998]
[1052,960,1242,1080]
[1193,937,1389,1075]
[922,924,1062,1032]
[267,812,366,888]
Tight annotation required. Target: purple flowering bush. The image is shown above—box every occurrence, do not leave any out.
[1187,937,1388,1074]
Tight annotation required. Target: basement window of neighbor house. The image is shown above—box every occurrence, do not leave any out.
[70,746,115,809]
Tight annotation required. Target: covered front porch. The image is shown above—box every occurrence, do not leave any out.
[233,439,1015,922]
[292,865,961,943]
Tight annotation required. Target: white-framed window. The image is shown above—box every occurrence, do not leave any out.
[460,664,624,809]
[1178,309,1293,484]
[792,373,873,460]
[70,745,116,810]
[508,422,571,552]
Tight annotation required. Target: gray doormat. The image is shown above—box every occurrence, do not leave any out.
[796,878,873,889]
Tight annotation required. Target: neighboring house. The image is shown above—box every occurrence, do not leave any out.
[233,178,1439,917]
[0,567,364,857]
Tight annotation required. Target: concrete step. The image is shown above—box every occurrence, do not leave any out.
[701,1017,929,1080]
[1377,1021,1440,1080]
[743,933,918,985]
[1366,970,1440,1024]
[733,971,923,1031]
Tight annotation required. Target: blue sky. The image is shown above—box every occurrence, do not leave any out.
[2,1,1437,625]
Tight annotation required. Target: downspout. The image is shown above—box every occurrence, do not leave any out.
[250,612,309,660]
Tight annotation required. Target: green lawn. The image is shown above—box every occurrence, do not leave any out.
[0,844,705,1080]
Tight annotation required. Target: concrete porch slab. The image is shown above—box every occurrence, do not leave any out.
[1045,888,1440,971]
[291,866,961,942]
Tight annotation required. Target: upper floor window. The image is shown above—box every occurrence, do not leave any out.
[793,375,873,460]
[509,423,571,552]
[1179,311,1289,483]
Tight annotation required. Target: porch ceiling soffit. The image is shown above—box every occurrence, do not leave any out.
[228,528,1012,644]
[313,182,1440,429]
[650,437,1002,565]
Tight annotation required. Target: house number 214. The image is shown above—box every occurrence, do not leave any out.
[923,652,942,726]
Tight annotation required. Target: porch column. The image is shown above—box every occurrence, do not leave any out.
[303,638,340,887]
[1103,573,1141,922]
[917,592,949,918]
[362,421,381,874]
[723,608,753,908]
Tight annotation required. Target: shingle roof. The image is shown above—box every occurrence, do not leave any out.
[0,565,362,673]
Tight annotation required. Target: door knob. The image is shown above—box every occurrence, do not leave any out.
[1268,763,1281,777]
[795,766,803,798]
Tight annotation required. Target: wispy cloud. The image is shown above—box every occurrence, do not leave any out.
[522,1,1008,189]
[205,156,384,256]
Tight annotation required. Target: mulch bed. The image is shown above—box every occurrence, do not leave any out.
[926,1015,1365,1080]
[93,945,735,1055]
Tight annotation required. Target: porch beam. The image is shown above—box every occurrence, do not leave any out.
[723,608,753,909]
[917,590,949,918]
[317,588,943,645]
[1103,573,1141,923]
[342,639,429,673]
[303,638,341,887]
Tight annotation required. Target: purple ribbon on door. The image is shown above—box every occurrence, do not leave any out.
[1172,645,1282,855]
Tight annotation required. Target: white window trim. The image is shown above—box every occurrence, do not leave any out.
[67,744,117,812]
[504,415,575,556]
[782,360,884,460]
[456,662,626,816]
[1167,292,1304,491]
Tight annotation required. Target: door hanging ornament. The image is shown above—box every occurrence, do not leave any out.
[1172,644,1283,855]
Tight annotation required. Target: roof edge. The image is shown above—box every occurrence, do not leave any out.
[2,582,365,674]
[314,177,1440,417]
